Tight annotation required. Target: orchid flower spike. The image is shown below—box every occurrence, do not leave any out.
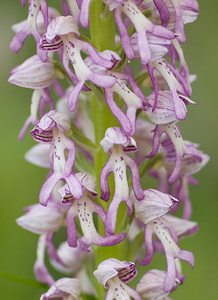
[135,189,194,293]
[40,16,117,108]
[94,258,141,300]
[59,173,126,251]
[100,127,144,235]
[31,110,83,206]
[40,277,80,300]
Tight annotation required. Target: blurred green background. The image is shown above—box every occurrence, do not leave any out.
[0,1,217,299]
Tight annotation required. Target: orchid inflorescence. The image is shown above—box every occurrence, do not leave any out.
[9,0,209,299]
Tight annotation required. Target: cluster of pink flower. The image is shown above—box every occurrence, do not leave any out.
[9,0,209,299]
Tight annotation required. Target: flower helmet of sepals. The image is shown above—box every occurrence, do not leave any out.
[94,258,141,300]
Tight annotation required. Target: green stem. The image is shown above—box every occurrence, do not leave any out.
[89,3,127,298]
[89,1,115,51]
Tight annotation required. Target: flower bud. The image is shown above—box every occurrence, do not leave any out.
[16,202,64,234]
[8,55,55,89]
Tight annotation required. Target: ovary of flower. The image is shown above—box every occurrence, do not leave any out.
[113,0,174,64]
[141,216,194,293]
[66,192,126,251]
[105,71,144,136]
[147,58,190,120]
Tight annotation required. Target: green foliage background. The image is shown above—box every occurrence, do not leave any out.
[0,1,217,299]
